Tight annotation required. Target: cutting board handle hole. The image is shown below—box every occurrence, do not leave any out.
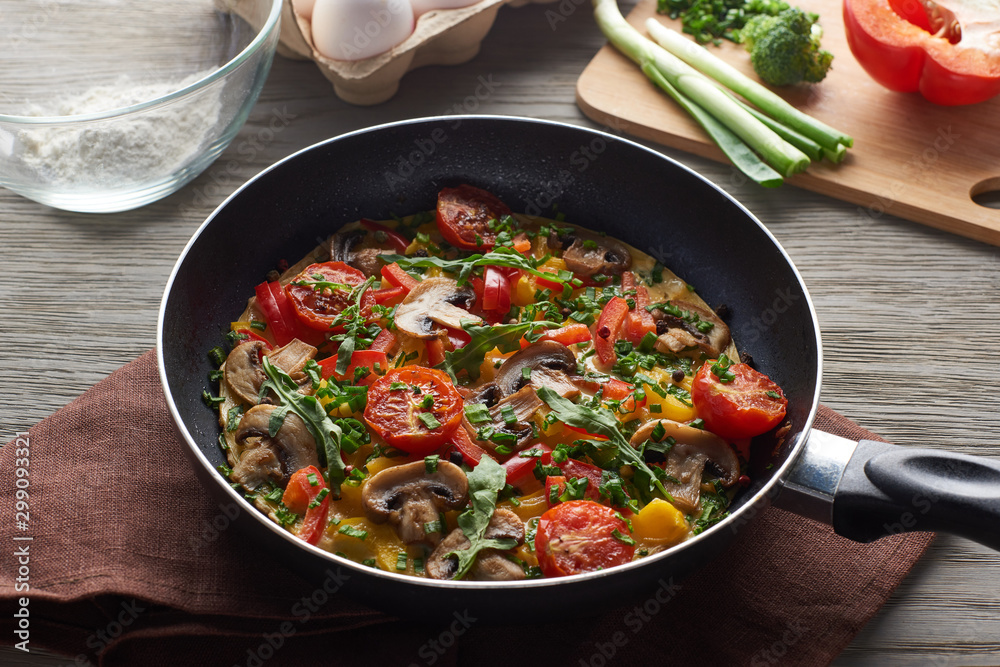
[971,178,1000,210]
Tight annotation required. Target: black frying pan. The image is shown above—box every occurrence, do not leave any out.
[157,116,1000,620]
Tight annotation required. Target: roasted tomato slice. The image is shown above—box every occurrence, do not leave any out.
[436,185,513,251]
[691,357,788,440]
[285,262,374,331]
[364,366,463,456]
[535,500,635,577]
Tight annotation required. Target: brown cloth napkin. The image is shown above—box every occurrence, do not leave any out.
[1,350,933,667]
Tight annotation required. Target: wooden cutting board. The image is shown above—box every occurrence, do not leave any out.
[576,0,1000,246]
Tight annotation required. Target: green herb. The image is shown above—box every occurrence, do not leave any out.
[500,404,518,426]
[418,412,442,430]
[338,524,368,540]
[693,491,730,534]
[413,557,425,574]
[389,381,407,390]
[438,319,560,382]
[420,395,435,409]
[711,354,737,383]
[217,463,233,476]
[536,387,668,499]
[208,369,224,383]
[690,418,706,429]
[464,403,492,425]
[260,358,348,492]
[423,519,442,535]
[521,367,532,381]
[202,391,225,409]
[612,528,637,546]
[208,346,227,367]
[308,487,329,508]
[307,472,320,487]
[396,551,409,571]
[362,558,377,568]
[651,262,664,283]
[226,405,244,432]
[264,487,284,502]
[250,320,267,331]
[766,390,781,399]
[425,455,439,474]
[446,456,517,579]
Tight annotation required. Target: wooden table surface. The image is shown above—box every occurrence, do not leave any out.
[3,1,1000,664]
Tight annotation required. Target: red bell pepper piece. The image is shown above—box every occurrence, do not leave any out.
[231,326,271,347]
[594,296,630,365]
[843,0,1000,105]
[520,323,592,349]
[502,443,551,485]
[318,349,388,385]
[372,285,407,305]
[603,377,646,414]
[426,337,447,366]
[621,273,656,345]
[254,281,298,347]
[447,327,471,351]
[482,266,511,313]
[447,426,486,466]
[282,465,330,546]
[361,218,410,254]
[512,233,532,254]
[381,262,419,292]
[369,329,398,355]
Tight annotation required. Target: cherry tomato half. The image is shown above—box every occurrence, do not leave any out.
[535,500,635,577]
[364,367,463,456]
[691,359,788,440]
[436,185,513,251]
[286,262,374,332]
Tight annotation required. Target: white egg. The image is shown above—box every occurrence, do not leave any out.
[410,0,480,16]
[293,0,316,21]
[311,0,416,61]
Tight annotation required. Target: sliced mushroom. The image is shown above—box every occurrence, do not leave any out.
[232,405,319,489]
[493,340,581,399]
[223,338,318,406]
[629,419,740,514]
[549,229,631,277]
[426,507,526,581]
[362,460,469,546]
[330,228,394,277]
[224,340,269,405]
[653,301,731,358]
[461,385,541,455]
[394,277,482,340]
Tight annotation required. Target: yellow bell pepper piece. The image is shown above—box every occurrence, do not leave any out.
[631,498,689,548]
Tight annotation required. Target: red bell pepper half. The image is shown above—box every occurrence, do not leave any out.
[282,465,330,546]
[381,262,419,292]
[843,0,1000,105]
[594,296,630,365]
[254,281,300,347]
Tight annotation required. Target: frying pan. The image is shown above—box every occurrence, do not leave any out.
[157,116,1000,620]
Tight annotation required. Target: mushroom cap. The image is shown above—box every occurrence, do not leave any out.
[361,460,469,545]
[550,229,631,277]
[653,301,731,358]
[426,507,525,580]
[224,340,269,405]
[630,419,740,514]
[394,277,482,340]
[330,228,393,277]
[493,340,581,399]
[233,404,320,489]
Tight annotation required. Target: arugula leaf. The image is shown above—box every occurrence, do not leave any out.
[259,357,347,491]
[535,386,668,499]
[447,456,517,579]
[383,247,580,297]
[438,319,561,382]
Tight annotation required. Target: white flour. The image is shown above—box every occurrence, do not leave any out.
[18,70,221,188]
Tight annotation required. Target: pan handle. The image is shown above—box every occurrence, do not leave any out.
[777,429,1000,551]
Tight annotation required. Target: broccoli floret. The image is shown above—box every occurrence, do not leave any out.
[740,8,833,86]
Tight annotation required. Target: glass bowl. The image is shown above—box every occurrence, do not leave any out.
[0,0,282,213]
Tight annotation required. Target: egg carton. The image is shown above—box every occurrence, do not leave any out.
[251,0,557,105]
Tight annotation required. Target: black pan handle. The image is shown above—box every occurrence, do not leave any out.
[833,440,1000,550]
[776,430,1000,551]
